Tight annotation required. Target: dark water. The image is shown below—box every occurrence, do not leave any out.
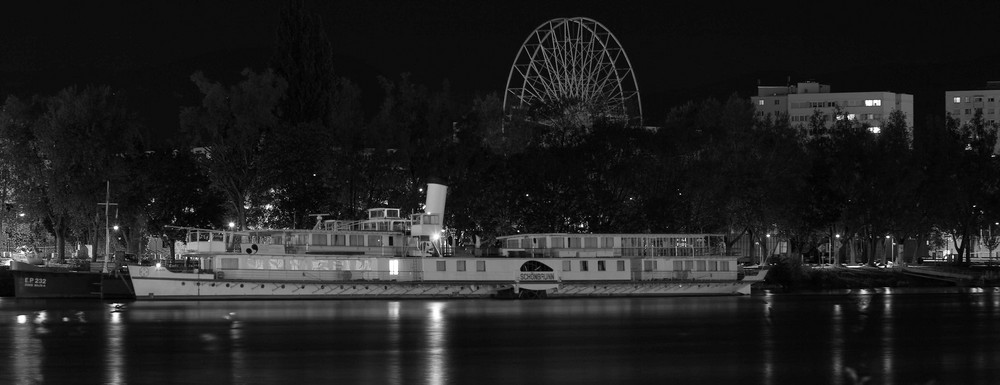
[2,288,1000,385]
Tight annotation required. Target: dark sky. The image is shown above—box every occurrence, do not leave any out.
[3,1,1000,138]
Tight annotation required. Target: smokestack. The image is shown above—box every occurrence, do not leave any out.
[424,183,448,216]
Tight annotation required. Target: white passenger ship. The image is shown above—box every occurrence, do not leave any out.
[128,183,765,300]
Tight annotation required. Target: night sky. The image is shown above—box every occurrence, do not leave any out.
[3,1,1000,138]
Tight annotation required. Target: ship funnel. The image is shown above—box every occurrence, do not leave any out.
[425,183,448,216]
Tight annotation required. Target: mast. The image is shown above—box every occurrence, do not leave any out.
[97,181,118,274]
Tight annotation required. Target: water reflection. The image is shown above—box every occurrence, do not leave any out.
[386,301,401,385]
[5,292,1000,384]
[425,301,448,385]
[106,304,125,385]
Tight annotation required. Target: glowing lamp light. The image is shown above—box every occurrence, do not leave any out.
[228,222,235,229]
[155,262,162,269]
[112,225,119,231]
[431,233,440,242]
[18,213,25,217]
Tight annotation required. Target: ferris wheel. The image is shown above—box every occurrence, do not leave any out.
[503,17,642,128]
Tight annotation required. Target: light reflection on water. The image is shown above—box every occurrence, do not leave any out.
[4,290,1000,384]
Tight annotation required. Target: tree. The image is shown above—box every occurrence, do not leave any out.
[271,0,337,127]
[1,87,142,260]
[180,69,288,231]
[926,111,999,265]
[126,148,226,260]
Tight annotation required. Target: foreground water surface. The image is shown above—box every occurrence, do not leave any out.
[2,289,1000,384]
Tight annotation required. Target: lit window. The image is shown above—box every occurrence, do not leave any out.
[954,97,961,103]
[758,99,764,106]
[864,99,882,107]
[773,99,779,105]
[964,97,970,102]
[847,114,856,120]
[389,260,399,276]
[869,126,881,134]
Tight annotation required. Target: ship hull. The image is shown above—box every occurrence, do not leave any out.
[128,265,755,300]
[10,261,134,299]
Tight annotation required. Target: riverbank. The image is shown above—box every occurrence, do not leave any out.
[760,259,948,291]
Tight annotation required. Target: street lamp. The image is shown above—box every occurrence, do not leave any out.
[765,233,771,265]
[834,234,841,265]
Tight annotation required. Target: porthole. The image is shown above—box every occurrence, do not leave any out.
[181,282,185,286]
[240,284,244,288]
[301,285,305,289]
[281,284,285,289]
[226,283,230,287]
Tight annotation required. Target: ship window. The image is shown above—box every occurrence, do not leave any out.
[349,235,364,246]
[584,237,598,248]
[388,236,394,246]
[221,258,238,269]
[368,235,382,246]
[602,237,614,248]
[597,261,606,271]
[673,261,683,271]
[457,260,466,271]
[696,260,706,271]
[562,260,572,271]
[311,234,327,245]
[580,261,589,271]
[643,260,656,271]
[507,239,519,248]
[436,261,446,271]
[333,235,346,246]
[476,261,486,272]
[535,237,547,248]
[568,237,582,248]
[709,261,718,271]
[551,237,565,248]
[684,261,695,271]
[720,262,729,271]
[617,260,626,271]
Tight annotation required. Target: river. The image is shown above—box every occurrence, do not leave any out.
[2,288,999,384]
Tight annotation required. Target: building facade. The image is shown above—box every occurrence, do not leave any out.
[944,83,1000,125]
[752,81,914,134]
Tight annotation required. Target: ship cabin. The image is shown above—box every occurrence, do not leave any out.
[177,207,449,261]
[496,233,739,281]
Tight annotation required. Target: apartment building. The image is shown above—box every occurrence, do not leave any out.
[945,82,1000,125]
[752,81,914,134]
